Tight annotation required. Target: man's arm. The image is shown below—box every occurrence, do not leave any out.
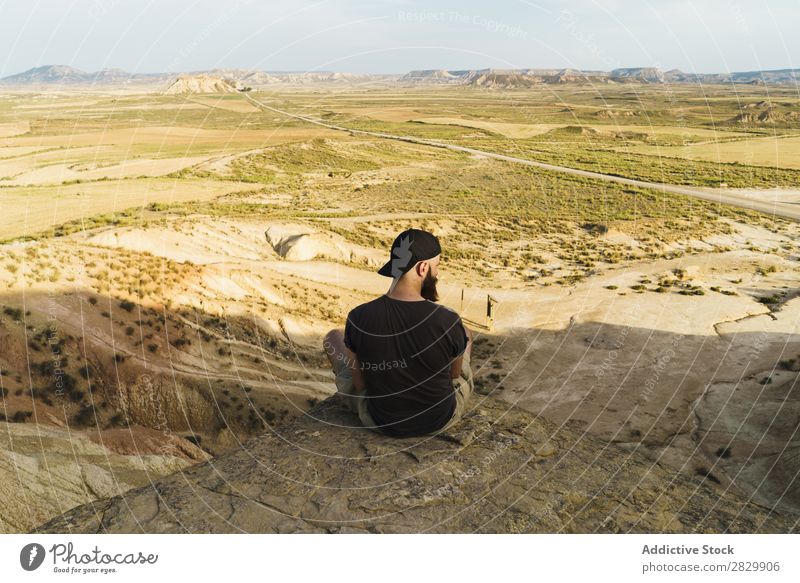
[342,312,366,392]
[450,323,472,379]
[343,342,366,391]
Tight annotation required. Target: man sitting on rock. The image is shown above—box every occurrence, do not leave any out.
[323,228,474,438]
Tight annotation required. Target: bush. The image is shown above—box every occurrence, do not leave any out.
[12,410,32,423]
[73,406,95,426]
[56,373,77,394]
[3,306,23,321]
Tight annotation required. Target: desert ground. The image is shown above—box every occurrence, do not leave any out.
[0,83,798,532]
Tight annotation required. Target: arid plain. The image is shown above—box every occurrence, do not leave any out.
[1,80,798,532]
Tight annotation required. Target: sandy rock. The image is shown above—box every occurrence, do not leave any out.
[266,227,332,261]
[1,422,196,533]
[86,427,210,463]
[34,395,797,534]
[164,75,239,95]
[694,369,800,515]
[264,223,381,266]
[81,465,131,499]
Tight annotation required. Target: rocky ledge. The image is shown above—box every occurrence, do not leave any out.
[35,394,798,533]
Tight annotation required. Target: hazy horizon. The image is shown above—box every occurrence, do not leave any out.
[4,63,800,77]
[1,0,798,77]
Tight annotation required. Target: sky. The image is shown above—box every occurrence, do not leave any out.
[0,0,798,76]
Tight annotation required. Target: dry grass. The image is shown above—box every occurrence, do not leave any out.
[0,178,257,241]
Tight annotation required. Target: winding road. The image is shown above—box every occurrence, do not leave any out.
[244,93,800,222]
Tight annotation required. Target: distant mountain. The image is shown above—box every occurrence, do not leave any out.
[401,67,800,87]
[464,69,543,88]
[2,65,799,88]
[0,65,92,85]
[400,69,459,83]
[401,67,668,87]
[200,69,280,86]
[264,71,397,84]
[726,68,800,84]
[0,65,168,86]
[610,67,666,83]
[181,69,397,87]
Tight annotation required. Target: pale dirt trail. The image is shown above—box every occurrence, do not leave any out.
[243,94,800,222]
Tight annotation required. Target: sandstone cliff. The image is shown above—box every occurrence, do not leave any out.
[35,394,798,534]
[164,75,239,94]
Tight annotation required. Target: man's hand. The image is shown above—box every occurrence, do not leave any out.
[323,328,366,391]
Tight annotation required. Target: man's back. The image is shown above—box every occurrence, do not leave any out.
[344,294,469,437]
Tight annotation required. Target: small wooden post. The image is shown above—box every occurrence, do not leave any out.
[460,288,464,313]
[486,294,497,332]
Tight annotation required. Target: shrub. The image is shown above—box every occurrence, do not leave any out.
[58,374,77,394]
[3,306,23,321]
[73,406,95,426]
[715,446,732,459]
[12,411,32,423]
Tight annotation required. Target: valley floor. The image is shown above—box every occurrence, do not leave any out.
[1,85,798,531]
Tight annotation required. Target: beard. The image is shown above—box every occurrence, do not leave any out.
[421,271,439,302]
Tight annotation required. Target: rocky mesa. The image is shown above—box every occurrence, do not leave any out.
[34,393,798,534]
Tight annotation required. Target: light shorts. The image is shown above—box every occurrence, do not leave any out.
[333,350,474,435]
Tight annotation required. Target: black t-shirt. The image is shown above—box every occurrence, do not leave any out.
[343,295,469,438]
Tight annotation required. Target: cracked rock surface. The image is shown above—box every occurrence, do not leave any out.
[34,394,798,533]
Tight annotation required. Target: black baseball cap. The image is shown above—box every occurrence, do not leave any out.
[378,228,442,278]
